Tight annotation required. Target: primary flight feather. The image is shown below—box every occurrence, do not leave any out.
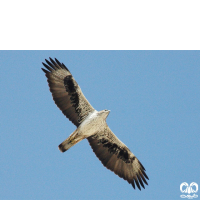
[42,58,149,190]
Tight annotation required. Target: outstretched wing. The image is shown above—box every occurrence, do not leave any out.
[87,125,149,190]
[42,57,95,127]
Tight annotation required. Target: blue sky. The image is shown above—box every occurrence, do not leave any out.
[1,51,200,200]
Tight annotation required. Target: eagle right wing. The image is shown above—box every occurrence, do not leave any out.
[87,125,149,190]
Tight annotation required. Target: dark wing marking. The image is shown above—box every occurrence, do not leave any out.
[87,125,149,190]
[42,57,95,127]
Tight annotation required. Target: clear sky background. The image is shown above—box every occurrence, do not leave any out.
[1,51,200,200]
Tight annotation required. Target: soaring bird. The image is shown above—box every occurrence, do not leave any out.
[42,58,149,190]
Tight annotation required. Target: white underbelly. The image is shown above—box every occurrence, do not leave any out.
[78,110,104,137]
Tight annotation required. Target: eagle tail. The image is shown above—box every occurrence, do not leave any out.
[58,130,84,152]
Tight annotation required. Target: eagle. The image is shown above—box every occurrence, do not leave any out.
[42,58,149,190]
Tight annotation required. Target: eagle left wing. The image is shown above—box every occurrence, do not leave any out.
[87,125,149,190]
[42,58,95,127]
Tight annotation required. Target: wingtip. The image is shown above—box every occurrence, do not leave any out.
[131,180,136,189]
[49,57,55,64]
[41,67,48,73]
[142,170,149,180]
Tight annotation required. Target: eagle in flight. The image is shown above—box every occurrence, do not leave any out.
[42,58,149,190]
